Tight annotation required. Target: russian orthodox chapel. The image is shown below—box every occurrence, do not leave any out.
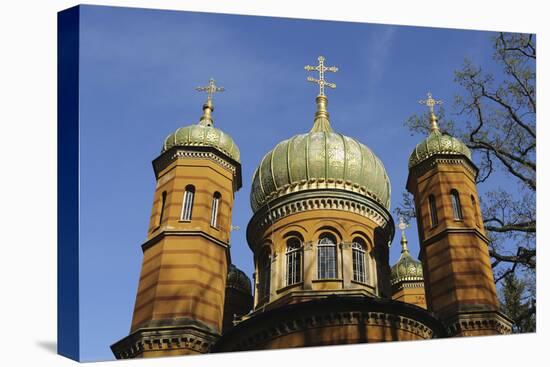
[111,56,513,359]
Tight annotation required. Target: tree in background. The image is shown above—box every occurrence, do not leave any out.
[397,32,536,332]
[500,272,536,333]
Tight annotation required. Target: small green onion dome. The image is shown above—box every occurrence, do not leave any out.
[250,95,390,213]
[226,264,252,294]
[161,100,240,163]
[408,115,471,169]
[390,230,424,286]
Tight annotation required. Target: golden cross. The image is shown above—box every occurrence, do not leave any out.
[196,78,225,103]
[398,216,409,233]
[304,56,338,96]
[419,92,443,114]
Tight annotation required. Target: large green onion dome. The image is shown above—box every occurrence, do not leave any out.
[408,113,470,169]
[161,97,240,163]
[250,95,391,213]
[390,223,423,285]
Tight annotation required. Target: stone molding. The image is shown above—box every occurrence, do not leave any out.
[214,297,446,352]
[408,154,478,187]
[141,230,230,252]
[224,310,435,351]
[247,190,395,250]
[392,280,425,289]
[152,146,242,191]
[422,226,490,248]
[254,177,389,214]
[444,311,513,336]
[111,323,220,359]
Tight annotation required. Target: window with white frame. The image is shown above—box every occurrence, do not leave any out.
[286,237,302,286]
[352,238,367,283]
[180,185,195,221]
[450,189,463,220]
[317,233,337,279]
[210,192,221,228]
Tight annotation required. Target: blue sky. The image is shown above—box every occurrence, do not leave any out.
[77,5,504,361]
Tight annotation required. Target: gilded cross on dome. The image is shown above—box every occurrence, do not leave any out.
[195,78,225,126]
[196,78,225,103]
[419,92,443,115]
[419,92,443,132]
[398,216,409,233]
[304,56,338,96]
[398,216,410,253]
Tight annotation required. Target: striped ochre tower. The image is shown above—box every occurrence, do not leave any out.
[405,93,512,337]
[111,79,242,358]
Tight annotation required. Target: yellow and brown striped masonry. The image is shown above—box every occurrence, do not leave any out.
[407,158,503,335]
[121,153,239,358]
[130,236,228,332]
[392,285,427,309]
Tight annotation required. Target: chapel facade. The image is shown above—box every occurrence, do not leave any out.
[111,57,512,359]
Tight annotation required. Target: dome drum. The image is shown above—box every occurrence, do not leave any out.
[246,188,395,252]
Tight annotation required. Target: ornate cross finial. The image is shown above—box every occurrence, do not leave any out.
[419,92,443,132]
[398,216,410,252]
[398,216,409,233]
[195,78,225,126]
[304,56,338,96]
[419,92,443,114]
[196,78,225,103]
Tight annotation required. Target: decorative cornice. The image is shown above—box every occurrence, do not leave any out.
[142,230,230,253]
[407,154,478,191]
[391,279,425,288]
[111,321,220,359]
[247,189,395,251]
[254,177,390,214]
[214,296,446,352]
[152,145,242,191]
[443,311,513,336]
[422,226,490,248]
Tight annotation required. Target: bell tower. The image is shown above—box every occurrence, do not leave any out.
[406,93,512,336]
[111,79,242,358]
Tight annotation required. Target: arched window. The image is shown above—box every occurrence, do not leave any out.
[428,195,438,227]
[450,189,463,220]
[352,238,367,283]
[471,195,480,226]
[258,249,271,304]
[317,233,337,279]
[210,192,221,228]
[180,185,195,221]
[286,238,302,286]
[158,191,167,226]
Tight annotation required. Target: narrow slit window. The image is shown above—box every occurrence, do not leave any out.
[210,192,221,228]
[317,233,337,279]
[471,195,480,226]
[180,185,195,221]
[428,195,438,227]
[158,191,167,226]
[286,238,302,286]
[352,238,367,283]
[450,190,463,220]
[258,249,271,304]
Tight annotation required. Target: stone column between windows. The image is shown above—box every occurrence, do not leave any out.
[269,251,278,301]
[275,248,283,290]
[302,241,314,290]
[341,242,352,288]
